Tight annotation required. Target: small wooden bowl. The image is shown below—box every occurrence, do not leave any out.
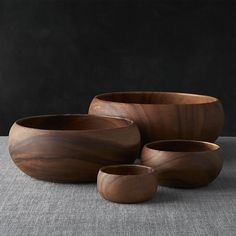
[89,91,224,144]
[97,164,158,203]
[8,114,140,183]
[141,140,223,188]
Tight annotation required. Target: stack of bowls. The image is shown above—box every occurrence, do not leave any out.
[8,91,224,203]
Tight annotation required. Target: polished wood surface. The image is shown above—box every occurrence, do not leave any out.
[97,164,158,203]
[8,114,140,183]
[141,140,223,188]
[89,91,224,144]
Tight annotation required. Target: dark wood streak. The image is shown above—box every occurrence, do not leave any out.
[89,91,224,145]
[13,154,121,165]
[141,140,223,188]
[8,114,140,183]
[9,133,138,165]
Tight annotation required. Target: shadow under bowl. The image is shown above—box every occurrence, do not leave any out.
[141,140,224,188]
[97,164,158,203]
[89,91,224,144]
[8,114,140,183]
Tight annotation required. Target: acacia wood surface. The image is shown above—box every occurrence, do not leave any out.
[89,92,224,145]
[141,140,224,188]
[8,114,140,183]
[97,164,158,203]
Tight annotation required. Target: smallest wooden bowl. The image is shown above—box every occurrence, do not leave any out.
[97,165,158,203]
[141,140,223,188]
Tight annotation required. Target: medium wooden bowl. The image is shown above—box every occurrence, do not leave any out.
[141,140,223,188]
[8,114,140,183]
[97,164,158,203]
[89,91,224,144]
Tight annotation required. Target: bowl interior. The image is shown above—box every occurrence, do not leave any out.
[96,92,217,105]
[100,165,154,176]
[146,140,219,152]
[16,115,132,131]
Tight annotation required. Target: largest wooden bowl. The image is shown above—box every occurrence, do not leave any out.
[8,114,140,183]
[89,91,224,144]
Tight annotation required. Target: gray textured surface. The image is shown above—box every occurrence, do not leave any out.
[0,137,236,236]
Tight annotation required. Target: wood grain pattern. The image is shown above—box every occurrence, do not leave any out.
[8,114,140,183]
[141,140,223,188]
[89,92,224,145]
[97,164,158,203]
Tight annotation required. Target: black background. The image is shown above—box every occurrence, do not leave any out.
[0,0,235,135]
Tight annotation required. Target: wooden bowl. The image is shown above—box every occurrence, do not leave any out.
[89,91,224,144]
[97,164,158,203]
[8,114,140,183]
[141,140,223,188]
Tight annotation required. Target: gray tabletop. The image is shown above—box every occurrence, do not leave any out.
[0,137,236,236]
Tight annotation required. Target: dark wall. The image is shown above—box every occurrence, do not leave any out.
[0,0,235,135]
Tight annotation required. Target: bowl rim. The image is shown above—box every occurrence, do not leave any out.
[93,91,220,105]
[13,114,136,133]
[99,164,156,176]
[143,139,220,153]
